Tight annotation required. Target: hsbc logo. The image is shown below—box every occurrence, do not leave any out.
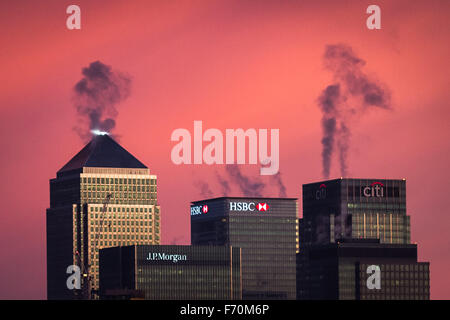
[229,202,269,212]
[315,184,327,200]
[190,205,209,216]
[257,203,268,211]
[363,182,384,198]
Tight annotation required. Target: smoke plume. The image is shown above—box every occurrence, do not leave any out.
[318,44,391,178]
[271,172,287,197]
[194,166,288,198]
[73,61,131,141]
[215,170,231,196]
[225,165,265,197]
[195,180,214,198]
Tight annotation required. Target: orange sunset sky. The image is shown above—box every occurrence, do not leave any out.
[0,0,449,299]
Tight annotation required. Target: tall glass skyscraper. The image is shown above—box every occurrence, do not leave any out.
[191,197,298,300]
[46,134,160,299]
[297,178,430,300]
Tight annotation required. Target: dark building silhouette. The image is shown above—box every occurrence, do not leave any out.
[297,178,430,300]
[191,197,298,300]
[297,239,429,299]
[300,178,410,245]
[99,245,242,300]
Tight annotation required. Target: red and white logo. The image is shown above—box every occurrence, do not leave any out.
[315,184,327,200]
[257,203,269,211]
[202,205,209,213]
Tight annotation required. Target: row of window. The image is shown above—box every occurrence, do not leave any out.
[360,264,429,272]
[90,226,156,233]
[361,294,428,300]
[83,185,156,192]
[93,236,154,244]
[91,220,153,226]
[90,207,159,214]
[83,192,156,199]
[82,177,156,185]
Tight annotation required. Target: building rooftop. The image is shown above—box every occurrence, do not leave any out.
[192,196,297,204]
[302,177,406,186]
[58,134,147,173]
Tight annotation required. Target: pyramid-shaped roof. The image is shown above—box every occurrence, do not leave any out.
[58,134,147,173]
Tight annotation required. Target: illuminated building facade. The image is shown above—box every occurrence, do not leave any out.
[46,134,160,299]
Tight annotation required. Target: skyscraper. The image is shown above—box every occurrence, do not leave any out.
[300,178,410,245]
[191,197,298,300]
[46,134,160,299]
[297,239,430,300]
[297,178,430,300]
[99,245,242,300]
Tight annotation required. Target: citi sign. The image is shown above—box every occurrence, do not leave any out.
[190,205,209,216]
[229,202,269,212]
[363,182,385,198]
[315,184,327,200]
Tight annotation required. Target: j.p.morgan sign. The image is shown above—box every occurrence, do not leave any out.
[146,252,187,263]
[229,202,269,212]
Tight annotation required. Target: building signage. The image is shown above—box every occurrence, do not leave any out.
[146,252,187,263]
[229,202,269,212]
[363,182,384,198]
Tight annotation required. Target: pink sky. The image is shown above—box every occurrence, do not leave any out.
[0,0,449,299]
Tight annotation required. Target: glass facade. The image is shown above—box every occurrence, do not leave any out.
[47,135,160,299]
[99,245,242,300]
[357,262,430,300]
[297,241,430,300]
[191,197,298,300]
[301,178,410,244]
[297,178,430,300]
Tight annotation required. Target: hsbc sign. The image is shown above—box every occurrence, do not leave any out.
[229,202,269,212]
[190,204,209,216]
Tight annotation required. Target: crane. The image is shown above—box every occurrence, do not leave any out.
[77,192,112,299]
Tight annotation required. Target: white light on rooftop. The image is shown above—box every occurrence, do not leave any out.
[91,129,109,136]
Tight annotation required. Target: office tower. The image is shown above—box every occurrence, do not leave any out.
[297,178,430,300]
[297,239,430,300]
[47,134,160,299]
[300,178,410,245]
[99,245,242,300]
[191,197,298,300]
